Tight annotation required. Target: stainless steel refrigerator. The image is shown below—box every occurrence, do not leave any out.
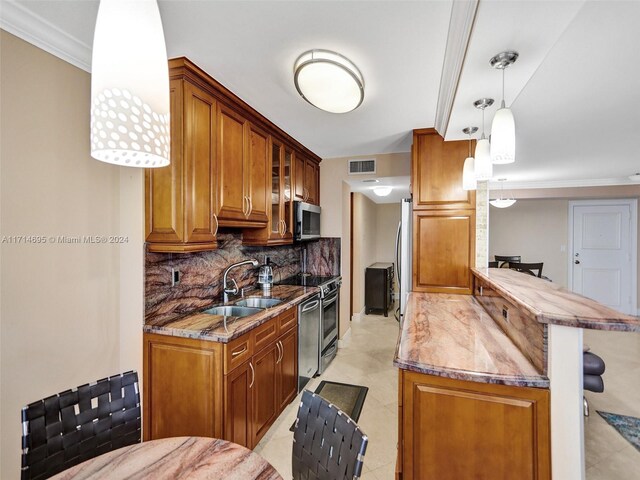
[395,198,413,322]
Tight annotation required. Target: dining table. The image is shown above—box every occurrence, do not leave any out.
[50,436,283,479]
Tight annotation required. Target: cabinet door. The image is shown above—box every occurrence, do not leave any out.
[224,361,252,449]
[412,210,475,294]
[294,152,306,201]
[246,123,269,224]
[270,140,283,239]
[251,342,279,447]
[145,79,183,244]
[304,159,319,205]
[278,327,298,411]
[402,371,550,480]
[217,104,247,222]
[183,81,218,243]
[143,333,223,441]
[412,129,475,210]
[282,147,294,239]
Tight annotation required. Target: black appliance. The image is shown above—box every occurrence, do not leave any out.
[365,263,394,316]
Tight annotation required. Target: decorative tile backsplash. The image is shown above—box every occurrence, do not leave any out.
[145,232,340,324]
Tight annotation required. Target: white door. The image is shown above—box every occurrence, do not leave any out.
[569,200,637,315]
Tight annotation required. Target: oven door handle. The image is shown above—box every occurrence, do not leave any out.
[301,300,320,313]
[323,294,338,307]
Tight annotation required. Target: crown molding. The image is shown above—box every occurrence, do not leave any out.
[434,0,479,137]
[0,1,92,72]
[487,177,640,190]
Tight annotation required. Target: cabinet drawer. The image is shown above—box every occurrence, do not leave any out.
[278,308,297,334]
[251,317,278,354]
[224,334,252,374]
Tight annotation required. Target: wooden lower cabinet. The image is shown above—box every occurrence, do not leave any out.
[399,370,550,480]
[143,307,298,450]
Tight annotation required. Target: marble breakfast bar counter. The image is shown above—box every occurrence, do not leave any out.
[143,285,318,343]
[393,292,549,387]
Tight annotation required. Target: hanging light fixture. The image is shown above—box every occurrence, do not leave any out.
[91,0,170,168]
[462,126,478,191]
[473,98,494,181]
[294,49,364,113]
[489,178,517,208]
[490,51,518,165]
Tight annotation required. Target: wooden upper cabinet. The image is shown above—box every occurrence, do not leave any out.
[412,129,475,210]
[246,123,269,224]
[413,210,475,294]
[293,154,320,205]
[145,77,218,252]
[216,104,249,224]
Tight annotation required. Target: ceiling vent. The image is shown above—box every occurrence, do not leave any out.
[348,158,376,175]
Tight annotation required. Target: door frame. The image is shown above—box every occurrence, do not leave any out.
[567,198,637,314]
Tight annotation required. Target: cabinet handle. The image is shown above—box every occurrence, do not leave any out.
[242,196,247,217]
[276,341,283,363]
[249,361,255,388]
[281,220,286,236]
[231,345,247,357]
[213,213,219,236]
[248,196,253,217]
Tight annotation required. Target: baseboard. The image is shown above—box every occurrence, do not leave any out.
[351,306,366,322]
[338,327,352,348]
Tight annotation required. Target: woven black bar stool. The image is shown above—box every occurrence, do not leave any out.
[21,370,141,480]
[292,389,368,480]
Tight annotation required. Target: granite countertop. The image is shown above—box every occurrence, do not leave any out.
[143,285,319,343]
[394,293,549,387]
[472,268,640,331]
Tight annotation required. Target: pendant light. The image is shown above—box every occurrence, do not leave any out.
[462,127,478,191]
[91,0,170,168]
[489,178,517,208]
[490,51,518,165]
[473,98,494,181]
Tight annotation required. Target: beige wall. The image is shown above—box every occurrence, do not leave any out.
[351,194,378,313]
[0,31,144,479]
[375,203,401,265]
[320,152,410,335]
[489,199,569,286]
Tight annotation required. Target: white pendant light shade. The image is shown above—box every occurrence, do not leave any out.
[462,157,476,191]
[91,0,170,168]
[474,138,493,180]
[489,198,517,208]
[490,103,515,164]
[294,50,364,113]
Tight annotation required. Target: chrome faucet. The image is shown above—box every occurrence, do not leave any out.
[223,259,259,303]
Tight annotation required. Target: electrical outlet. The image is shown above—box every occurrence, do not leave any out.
[502,306,508,321]
[171,268,180,286]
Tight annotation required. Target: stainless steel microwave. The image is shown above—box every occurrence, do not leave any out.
[294,201,321,241]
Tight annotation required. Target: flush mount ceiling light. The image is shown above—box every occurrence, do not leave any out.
[473,98,494,181]
[629,173,640,182]
[490,51,518,165]
[489,178,517,208]
[462,127,478,191]
[373,186,392,197]
[294,49,364,114]
[91,0,170,168]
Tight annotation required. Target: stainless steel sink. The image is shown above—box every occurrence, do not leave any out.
[203,305,262,317]
[235,297,283,308]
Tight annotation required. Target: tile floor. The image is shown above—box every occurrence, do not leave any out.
[254,310,400,479]
[255,311,640,480]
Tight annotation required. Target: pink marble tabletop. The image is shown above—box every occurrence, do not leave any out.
[394,293,549,387]
[144,285,318,342]
[51,436,283,480]
[472,268,640,331]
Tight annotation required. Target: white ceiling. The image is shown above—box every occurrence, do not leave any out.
[346,176,411,205]
[2,1,640,189]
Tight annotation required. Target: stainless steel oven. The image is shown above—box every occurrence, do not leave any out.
[318,277,341,374]
[294,201,321,241]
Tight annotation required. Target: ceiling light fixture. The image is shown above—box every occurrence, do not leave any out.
[629,173,640,182]
[490,51,518,165]
[473,98,494,181]
[294,49,364,114]
[91,0,170,168]
[462,127,478,191]
[489,178,517,208]
[373,186,392,197]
